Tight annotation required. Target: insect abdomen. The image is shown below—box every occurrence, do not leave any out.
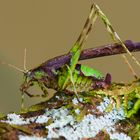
[65,73,93,93]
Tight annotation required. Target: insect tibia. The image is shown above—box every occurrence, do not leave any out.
[74,3,98,51]
[93,3,139,79]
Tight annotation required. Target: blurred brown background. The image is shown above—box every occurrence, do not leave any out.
[0,0,140,114]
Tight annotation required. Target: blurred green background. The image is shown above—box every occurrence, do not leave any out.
[0,0,140,114]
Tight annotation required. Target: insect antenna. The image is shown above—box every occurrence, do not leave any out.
[23,48,28,72]
[1,48,29,109]
[0,61,25,73]
[0,49,29,73]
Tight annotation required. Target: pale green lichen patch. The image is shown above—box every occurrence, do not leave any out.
[0,79,140,139]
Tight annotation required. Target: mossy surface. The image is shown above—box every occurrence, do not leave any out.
[0,79,139,139]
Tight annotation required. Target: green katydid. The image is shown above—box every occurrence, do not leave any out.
[57,2,140,94]
[1,2,140,117]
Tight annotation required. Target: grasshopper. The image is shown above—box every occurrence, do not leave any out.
[2,3,140,108]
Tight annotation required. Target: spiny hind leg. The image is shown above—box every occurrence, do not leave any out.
[93,3,140,77]
[93,3,128,47]
[59,4,99,90]
[74,3,98,47]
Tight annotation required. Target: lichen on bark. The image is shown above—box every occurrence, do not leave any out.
[0,79,139,140]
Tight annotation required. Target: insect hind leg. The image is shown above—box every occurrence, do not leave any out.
[93,3,140,78]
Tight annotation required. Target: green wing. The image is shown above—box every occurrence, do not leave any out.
[81,65,102,79]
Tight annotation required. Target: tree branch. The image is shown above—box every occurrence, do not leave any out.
[44,40,140,69]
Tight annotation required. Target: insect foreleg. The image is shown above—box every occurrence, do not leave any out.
[37,82,48,98]
[21,81,48,98]
[20,82,40,109]
[21,88,41,98]
[20,80,49,109]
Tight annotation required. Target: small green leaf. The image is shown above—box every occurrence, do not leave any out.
[81,65,102,79]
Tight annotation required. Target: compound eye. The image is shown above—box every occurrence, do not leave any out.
[23,71,32,81]
[27,71,31,76]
